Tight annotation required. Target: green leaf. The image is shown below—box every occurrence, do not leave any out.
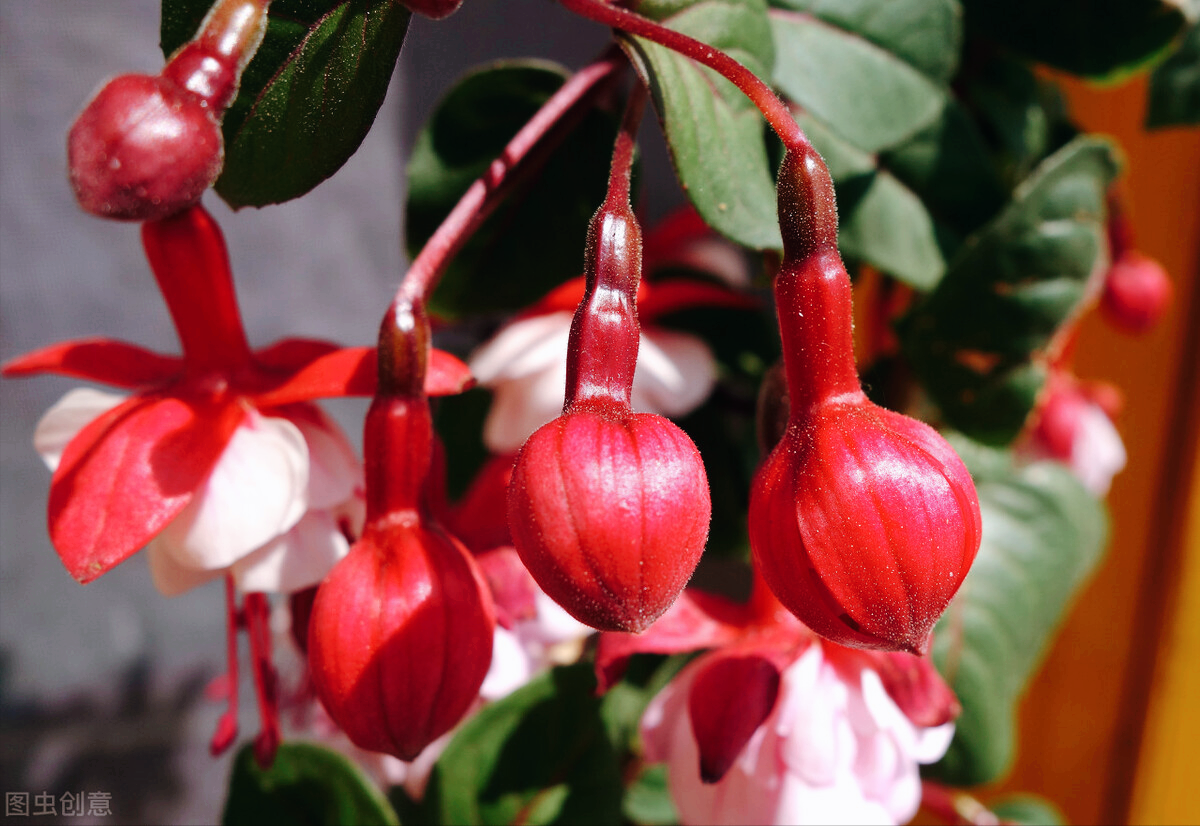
[990,794,1068,826]
[162,0,410,209]
[426,664,623,825]
[959,0,1192,80]
[622,0,782,250]
[898,137,1121,444]
[794,112,948,290]
[622,765,678,826]
[770,9,946,152]
[1147,22,1200,128]
[927,438,1108,786]
[405,62,618,319]
[769,0,963,83]
[221,742,399,826]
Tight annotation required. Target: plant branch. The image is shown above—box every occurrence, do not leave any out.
[559,0,809,151]
[393,46,628,309]
[604,82,647,209]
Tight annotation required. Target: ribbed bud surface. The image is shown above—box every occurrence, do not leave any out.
[507,408,711,633]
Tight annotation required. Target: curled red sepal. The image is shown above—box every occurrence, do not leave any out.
[688,650,784,782]
[1,339,181,387]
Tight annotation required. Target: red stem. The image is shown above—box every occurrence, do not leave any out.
[564,87,647,411]
[163,0,271,110]
[393,47,627,309]
[558,0,810,152]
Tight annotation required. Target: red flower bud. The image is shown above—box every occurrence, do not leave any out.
[507,178,711,633]
[1101,251,1172,334]
[750,149,981,654]
[68,75,223,221]
[508,408,711,633]
[307,305,494,760]
[402,0,464,19]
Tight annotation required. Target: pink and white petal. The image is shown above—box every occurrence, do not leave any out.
[910,721,955,765]
[874,759,923,824]
[853,670,919,753]
[286,406,362,510]
[231,509,350,594]
[1070,404,1127,496]
[530,590,592,645]
[159,413,309,571]
[641,659,698,764]
[774,773,893,826]
[34,387,127,471]
[480,626,534,701]
[145,535,225,596]
[633,330,716,417]
[470,313,572,385]
[778,647,852,785]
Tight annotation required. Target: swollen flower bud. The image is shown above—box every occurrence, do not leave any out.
[749,148,981,654]
[66,0,267,220]
[507,180,711,633]
[402,0,464,19]
[307,303,495,760]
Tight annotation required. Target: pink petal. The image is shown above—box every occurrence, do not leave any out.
[633,330,716,417]
[145,537,224,596]
[1070,403,1127,496]
[868,651,961,728]
[482,370,566,453]
[231,509,351,593]
[688,652,782,782]
[475,546,540,627]
[155,412,309,571]
[1,338,181,387]
[34,388,127,471]
[595,589,748,691]
[480,626,534,700]
[49,395,242,583]
[778,647,855,785]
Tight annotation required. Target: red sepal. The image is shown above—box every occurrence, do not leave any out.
[688,651,783,783]
[254,347,473,407]
[252,338,341,372]
[1,339,181,388]
[639,279,760,319]
[49,395,244,582]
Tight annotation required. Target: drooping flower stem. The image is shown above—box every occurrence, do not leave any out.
[163,0,271,110]
[393,47,628,309]
[558,0,810,153]
[564,85,647,412]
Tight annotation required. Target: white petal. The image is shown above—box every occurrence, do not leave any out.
[910,721,955,765]
[145,535,224,597]
[632,329,716,417]
[157,412,309,571]
[529,590,592,644]
[480,626,534,700]
[1070,404,1127,496]
[33,388,127,471]
[671,238,751,287]
[469,313,573,384]
[231,509,350,594]
[289,406,362,510]
[482,368,566,453]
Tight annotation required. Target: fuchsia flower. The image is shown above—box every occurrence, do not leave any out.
[597,575,959,826]
[469,207,757,452]
[1026,373,1126,497]
[2,204,472,591]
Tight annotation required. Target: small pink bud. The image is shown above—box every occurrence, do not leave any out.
[1101,251,1172,334]
[67,74,223,221]
[508,407,711,633]
[750,149,981,654]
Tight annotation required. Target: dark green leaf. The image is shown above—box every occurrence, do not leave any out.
[959,0,1191,80]
[927,437,1108,786]
[771,10,946,152]
[1147,22,1200,128]
[162,0,410,209]
[426,664,623,825]
[221,742,399,826]
[898,137,1121,444]
[769,0,963,82]
[990,794,1068,825]
[406,62,617,318]
[794,112,948,289]
[623,0,782,250]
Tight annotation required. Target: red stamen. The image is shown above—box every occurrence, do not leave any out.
[210,575,241,756]
[244,592,281,767]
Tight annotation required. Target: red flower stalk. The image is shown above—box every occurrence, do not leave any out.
[67,0,269,220]
[306,301,496,761]
[749,148,982,654]
[506,91,712,633]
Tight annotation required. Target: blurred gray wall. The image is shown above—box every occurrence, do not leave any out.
[0,2,622,822]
